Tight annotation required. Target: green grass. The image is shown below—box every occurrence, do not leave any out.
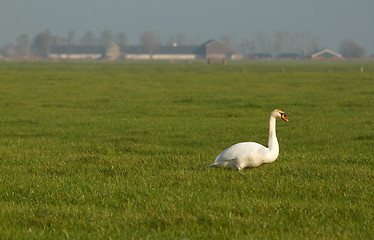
[0,61,373,239]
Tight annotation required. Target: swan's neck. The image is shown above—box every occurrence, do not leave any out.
[266,116,279,163]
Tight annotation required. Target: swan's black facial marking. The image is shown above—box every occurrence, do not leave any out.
[279,112,289,122]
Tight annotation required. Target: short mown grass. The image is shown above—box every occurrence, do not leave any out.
[0,62,373,239]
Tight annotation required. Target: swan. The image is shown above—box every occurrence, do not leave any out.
[208,109,288,171]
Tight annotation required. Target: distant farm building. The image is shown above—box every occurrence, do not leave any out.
[276,52,302,59]
[308,49,342,59]
[105,43,121,60]
[249,53,273,59]
[48,39,242,61]
[49,45,105,60]
[194,40,243,61]
[122,45,198,60]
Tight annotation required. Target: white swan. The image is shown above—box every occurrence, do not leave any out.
[208,109,288,171]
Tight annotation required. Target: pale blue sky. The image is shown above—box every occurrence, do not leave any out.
[1,0,373,54]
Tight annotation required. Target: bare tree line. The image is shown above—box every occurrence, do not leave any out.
[0,29,367,59]
[239,31,322,57]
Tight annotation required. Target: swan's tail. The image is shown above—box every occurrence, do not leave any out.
[206,155,220,168]
[206,163,216,168]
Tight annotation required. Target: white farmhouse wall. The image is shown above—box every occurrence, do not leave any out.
[125,54,196,60]
[49,54,102,60]
[152,54,196,60]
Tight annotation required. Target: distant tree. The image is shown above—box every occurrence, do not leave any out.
[283,32,290,52]
[166,35,177,46]
[100,30,114,46]
[220,35,233,48]
[80,31,97,46]
[17,35,29,50]
[273,32,285,54]
[240,38,255,57]
[289,32,299,52]
[31,30,53,58]
[166,34,188,46]
[64,30,75,57]
[67,30,75,45]
[188,35,200,45]
[311,37,320,52]
[0,43,13,56]
[139,31,161,58]
[175,34,188,45]
[10,34,30,58]
[339,39,365,58]
[115,32,128,47]
[255,32,270,53]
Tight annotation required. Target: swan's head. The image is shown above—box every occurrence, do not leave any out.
[272,109,289,122]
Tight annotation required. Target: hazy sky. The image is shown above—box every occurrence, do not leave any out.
[1,0,374,54]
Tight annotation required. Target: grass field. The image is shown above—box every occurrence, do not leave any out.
[0,61,373,239]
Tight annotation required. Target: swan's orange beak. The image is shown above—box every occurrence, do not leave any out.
[281,114,289,122]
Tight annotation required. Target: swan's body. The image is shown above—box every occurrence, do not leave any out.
[208,109,288,171]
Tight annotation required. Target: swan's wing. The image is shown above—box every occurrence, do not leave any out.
[207,158,235,168]
[215,142,265,162]
[208,142,271,170]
